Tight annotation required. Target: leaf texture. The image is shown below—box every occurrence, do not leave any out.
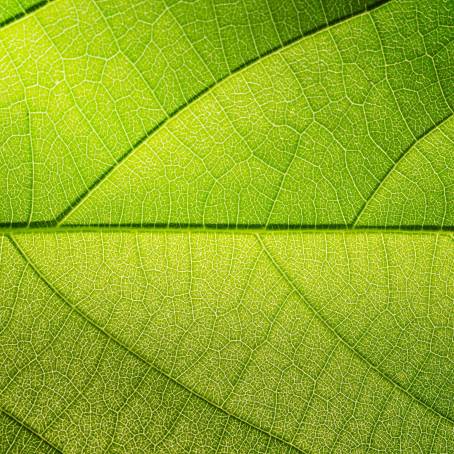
[0,0,453,452]
[1,0,452,227]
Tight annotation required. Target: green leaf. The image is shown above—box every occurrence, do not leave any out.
[0,0,453,452]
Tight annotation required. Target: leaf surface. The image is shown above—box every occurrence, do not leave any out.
[0,0,453,452]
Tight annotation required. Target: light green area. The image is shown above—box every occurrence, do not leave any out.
[1,232,453,453]
[0,0,453,452]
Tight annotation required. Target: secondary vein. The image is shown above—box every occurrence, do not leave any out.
[1,408,62,453]
[256,233,454,425]
[7,234,306,454]
[52,0,391,226]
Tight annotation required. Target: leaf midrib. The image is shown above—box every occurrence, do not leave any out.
[0,226,451,235]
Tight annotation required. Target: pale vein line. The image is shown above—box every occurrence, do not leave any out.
[7,235,306,454]
[255,233,454,425]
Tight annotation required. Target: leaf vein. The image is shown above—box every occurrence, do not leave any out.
[256,233,454,425]
[7,234,306,454]
[53,0,391,226]
[352,112,454,226]
[0,408,62,453]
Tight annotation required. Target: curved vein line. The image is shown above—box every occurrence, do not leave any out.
[256,234,454,425]
[0,0,55,30]
[352,112,454,227]
[54,0,391,226]
[7,235,306,454]
[1,408,62,453]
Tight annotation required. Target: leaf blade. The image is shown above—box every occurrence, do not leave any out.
[2,231,452,452]
[1,0,453,452]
